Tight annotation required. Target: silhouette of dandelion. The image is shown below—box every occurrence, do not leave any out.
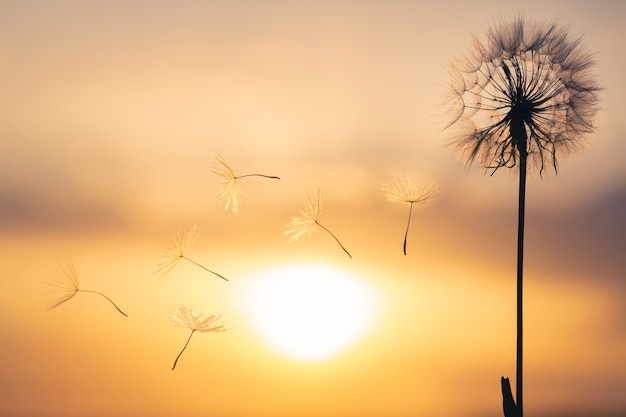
[445,17,599,417]
[382,174,439,255]
[169,305,226,370]
[155,225,228,281]
[212,154,280,213]
[446,17,599,176]
[47,260,127,317]
[285,189,352,258]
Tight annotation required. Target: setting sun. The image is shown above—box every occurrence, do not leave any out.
[238,264,382,362]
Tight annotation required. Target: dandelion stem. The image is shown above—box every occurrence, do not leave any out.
[316,221,352,259]
[78,289,128,317]
[235,174,281,180]
[182,256,229,282]
[516,144,527,417]
[172,329,195,370]
[403,202,415,256]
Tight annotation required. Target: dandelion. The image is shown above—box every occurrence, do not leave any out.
[169,305,226,370]
[285,189,352,258]
[212,154,280,213]
[445,17,599,417]
[47,260,127,317]
[382,174,439,255]
[155,225,228,282]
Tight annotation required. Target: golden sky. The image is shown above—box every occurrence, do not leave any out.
[1,1,625,416]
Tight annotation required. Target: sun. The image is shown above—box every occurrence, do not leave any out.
[238,264,381,362]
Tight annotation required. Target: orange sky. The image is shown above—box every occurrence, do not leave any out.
[1,1,625,417]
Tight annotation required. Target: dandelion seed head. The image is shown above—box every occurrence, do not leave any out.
[382,174,440,205]
[46,260,79,310]
[284,190,323,243]
[155,225,199,278]
[170,305,226,333]
[284,215,318,243]
[212,155,243,213]
[445,17,599,176]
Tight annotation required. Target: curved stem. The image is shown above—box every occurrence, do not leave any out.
[403,202,415,256]
[182,256,229,282]
[235,174,281,180]
[172,329,195,370]
[316,222,352,259]
[79,289,128,317]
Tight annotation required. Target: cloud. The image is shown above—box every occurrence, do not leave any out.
[528,184,626,288]
[0,177,127,234]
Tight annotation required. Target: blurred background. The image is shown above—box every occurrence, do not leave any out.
[1,1,624,416]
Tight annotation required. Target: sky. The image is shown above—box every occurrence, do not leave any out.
[1,1,625,416]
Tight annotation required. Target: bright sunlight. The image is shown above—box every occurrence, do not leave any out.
[239,264,381,362]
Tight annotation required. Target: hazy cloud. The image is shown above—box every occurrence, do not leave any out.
[0,178,127,234]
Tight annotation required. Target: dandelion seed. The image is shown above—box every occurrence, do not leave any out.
[445,17,599,417]
[47,260,127,317]
[381,174,439,255]
[211,154,280,213]
[285,189,352,258]
[155,225,228,281]
[169,305,226,370]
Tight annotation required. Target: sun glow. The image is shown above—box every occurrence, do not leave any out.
[239,264,381,362]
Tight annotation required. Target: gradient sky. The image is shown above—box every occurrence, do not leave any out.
[1,1,625,417]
